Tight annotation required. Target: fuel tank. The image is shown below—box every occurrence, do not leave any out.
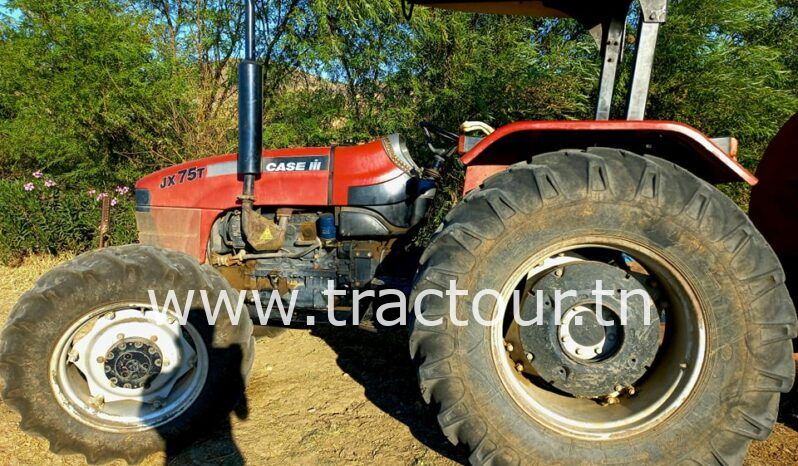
[134,134,426,260]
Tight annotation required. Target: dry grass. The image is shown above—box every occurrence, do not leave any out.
[0,254,73,320]
[0,255,795,465]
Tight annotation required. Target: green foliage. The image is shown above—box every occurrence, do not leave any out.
[0,0,796,259]
[0,0,190,184]
[0,173,136,263]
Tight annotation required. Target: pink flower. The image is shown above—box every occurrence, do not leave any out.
[110,198,119,206]
[96,192,108,201]
[23,182,35,191]
[87,188,96,196]
[44,179,56,188]
[115,186,130,195]
[32,170,42,179]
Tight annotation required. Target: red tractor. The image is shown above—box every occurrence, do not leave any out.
[1,1,795,464]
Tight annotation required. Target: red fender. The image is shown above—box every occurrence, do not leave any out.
[749,113,798,304]
[460,120,756,194]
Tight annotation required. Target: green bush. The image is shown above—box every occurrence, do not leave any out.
[0,172,137,264]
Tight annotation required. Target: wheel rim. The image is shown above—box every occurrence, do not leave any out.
[490,237,706,440]
[49,303,208,432]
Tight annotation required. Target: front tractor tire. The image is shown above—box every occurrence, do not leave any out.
[410,149,797,465]
[0,245,255,464]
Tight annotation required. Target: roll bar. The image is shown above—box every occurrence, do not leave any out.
[410,0,669,120]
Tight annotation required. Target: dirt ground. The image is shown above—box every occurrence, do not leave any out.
[1,255,796,465]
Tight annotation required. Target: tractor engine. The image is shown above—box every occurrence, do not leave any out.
[208,210,398,310]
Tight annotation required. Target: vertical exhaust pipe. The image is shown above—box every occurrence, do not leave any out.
[236,0,288,252]
[238,0,262,197]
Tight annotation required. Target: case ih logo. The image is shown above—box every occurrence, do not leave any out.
[263,156,328,172]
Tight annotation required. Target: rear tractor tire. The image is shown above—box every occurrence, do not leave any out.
[0,245,255,464]
[410,149,797,465]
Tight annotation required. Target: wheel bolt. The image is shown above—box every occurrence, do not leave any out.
[150,335,158,342]
[505,342,514,352]
[106,312,115,320]
[515,363,524,372]
[88,395,105,409]
[116,333,124,340]
[594,348,602,354]
[575,348,582,355]
[96,356,106,363]
[526,353,534,361]
[554,268,563,278]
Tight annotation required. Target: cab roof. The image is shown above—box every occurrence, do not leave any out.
[410,1,633,27]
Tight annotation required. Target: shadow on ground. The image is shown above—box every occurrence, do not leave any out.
[310,325,469,464]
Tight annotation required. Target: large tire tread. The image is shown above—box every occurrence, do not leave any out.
[410,148,797,465]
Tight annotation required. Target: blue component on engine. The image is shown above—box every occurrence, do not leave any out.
[318,213,336,240]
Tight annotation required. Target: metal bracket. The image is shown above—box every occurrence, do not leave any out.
[595,15,627,120]
[639,0,668,23]
[626,0,668,120]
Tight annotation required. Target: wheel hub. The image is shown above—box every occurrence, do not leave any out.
[519,261,659,397]
[557,305,620,362]
[70,307,196,403]
[105,338,163,389]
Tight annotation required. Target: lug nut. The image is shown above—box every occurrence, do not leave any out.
[96,356,106,363]
[594,347,602,354]
[515,363,524,372]
[526,353,534,361]
[88,395,105,409]
[505,342,514,352]
[106,312,115,320]
[116,333,125,340]
[614,384,624,392]
[554,268,563,278]
[150,335,158,342]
